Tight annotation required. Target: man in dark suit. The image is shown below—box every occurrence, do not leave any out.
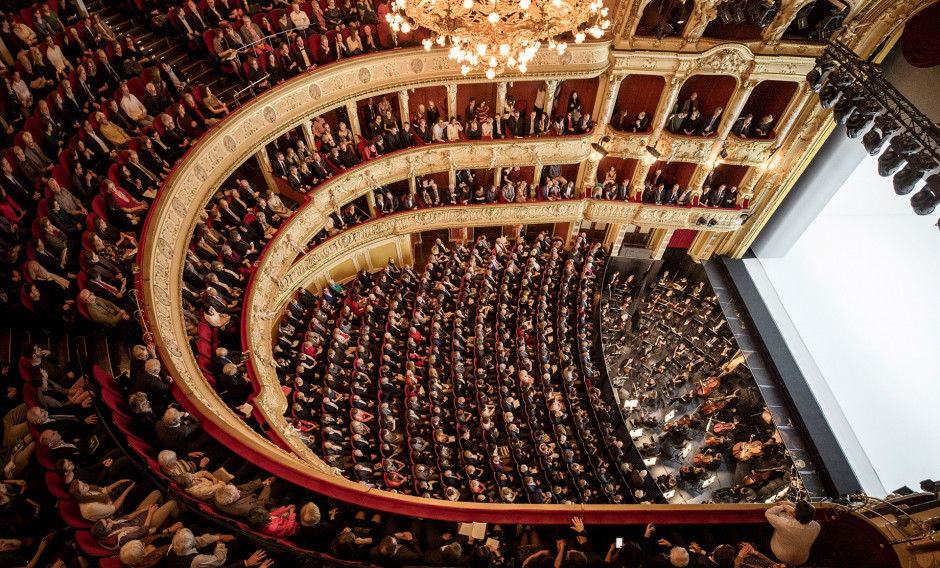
[310,153,331,181]
[385,125,403,151]
[133,358,173,413]
[203,0,227,27]
[362,97,380,125]
[707,183,727,207]
[664,183,681,205]
[525,111,538,136]
[155,407,203,453]
[271,151,290,179]
[287,165,306,192]
[700,106,723,136]
[647,168,665,187]
[400,122,416,148]
[507,110,521,138]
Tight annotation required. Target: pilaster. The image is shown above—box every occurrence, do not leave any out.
[446,84,458,121]
[688,230,720,262]
[648,228,675,260]
[346,101,362,138]
[398,89,410,126]
[255,150,278,192]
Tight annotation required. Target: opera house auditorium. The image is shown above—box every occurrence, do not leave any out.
[0,0,938,566]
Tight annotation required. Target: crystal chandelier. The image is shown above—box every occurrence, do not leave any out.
[385,0,610,78]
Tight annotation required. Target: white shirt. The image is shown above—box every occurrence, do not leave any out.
[46,45,69,72]
[290,10,310,29]
[765,505,821,567]
[432,122,445,142]
[120,93,148,120]
[446,123,461,141]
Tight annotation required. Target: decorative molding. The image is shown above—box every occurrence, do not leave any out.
[609,43,816,82]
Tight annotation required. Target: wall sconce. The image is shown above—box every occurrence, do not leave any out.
[590,135,611,161]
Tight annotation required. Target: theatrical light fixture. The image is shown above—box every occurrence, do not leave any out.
[645,145,661,159]
[844,99,881,138]
[892,152,938,196]
[806,59,837,92]
[388,0,610,77]
[877,134,920,177]
[590,135,611,161]
[862,115,900,155]
[910,174,940,215]
[719,143,730,159]
[818,67,853,109]
[832,84,864,124]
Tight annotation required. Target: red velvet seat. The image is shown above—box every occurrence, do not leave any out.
[58,499,94,528]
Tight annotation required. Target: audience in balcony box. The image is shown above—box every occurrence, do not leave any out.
[700,106,723,136]
[753,114,775,138]
[732,113,754,138]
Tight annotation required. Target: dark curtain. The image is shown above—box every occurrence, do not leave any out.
[901,2,940,68]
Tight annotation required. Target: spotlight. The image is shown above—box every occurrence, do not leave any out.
[893,152,937,195]
[645,145,661,159]
[748,0,778,28]
[795,1,815,29]
[844,99,881,138]
[707,218,718,227]
[718,3,735,23]
[911,174,940,215]
[654,20,674,40]
[818,68,853,109]
[861,115,900,155]
[590,135,611,160]
[806,58,837,92]
[696,216,707,225]
[832,84,863,124]
[877,134,919,177]
[719,143,729,159]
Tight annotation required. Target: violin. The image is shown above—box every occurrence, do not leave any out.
[712,420,737,434]
[696,376,721,397]
[699,396,734,416]
[732,435,764,461]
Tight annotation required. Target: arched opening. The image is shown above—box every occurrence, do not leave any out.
[406,85,449,125]
[732,80,799,140]
[356,91,403,140]
[597,156,640,195]
[552,77,601,123]
[636,0,694,38]
[702,0,780,41]
[611,75,664,133]
[669,75,737,137]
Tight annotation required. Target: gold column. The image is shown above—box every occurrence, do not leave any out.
[578,158,601,195]
[255,149,278,192]
[494,166,503,187]
[398,89,410,126]
[648,228,674,260]
[593,72,624,134]
[300,120,316,149]
[346,101,362,139]
[705,76,758,164]
[683,0,723,43]
[495,82,507,120]
[648,74,685,146]
[688,230,720,263]
[603,223,627,255]
[760,0,816,46]
[366,189,377,218]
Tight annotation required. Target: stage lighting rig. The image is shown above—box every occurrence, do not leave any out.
[861,115,900,155]
[832,84,864,124]
[845,99,881,138]
[911,174,940,216]
[877,134,920,177]
[893,152,938,196]
[818,67,853,109]
[810,41,940,219]
[806,58,837,92]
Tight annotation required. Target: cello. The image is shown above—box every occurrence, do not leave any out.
[696,376,721,397]
[699,395,735,416]
[732,435,764,461]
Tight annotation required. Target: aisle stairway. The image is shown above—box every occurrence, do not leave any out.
[85,0,241,105]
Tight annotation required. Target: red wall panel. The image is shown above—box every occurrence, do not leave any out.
[676,75,737,116]
[614,75,665,122]
[739,80,799,127]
